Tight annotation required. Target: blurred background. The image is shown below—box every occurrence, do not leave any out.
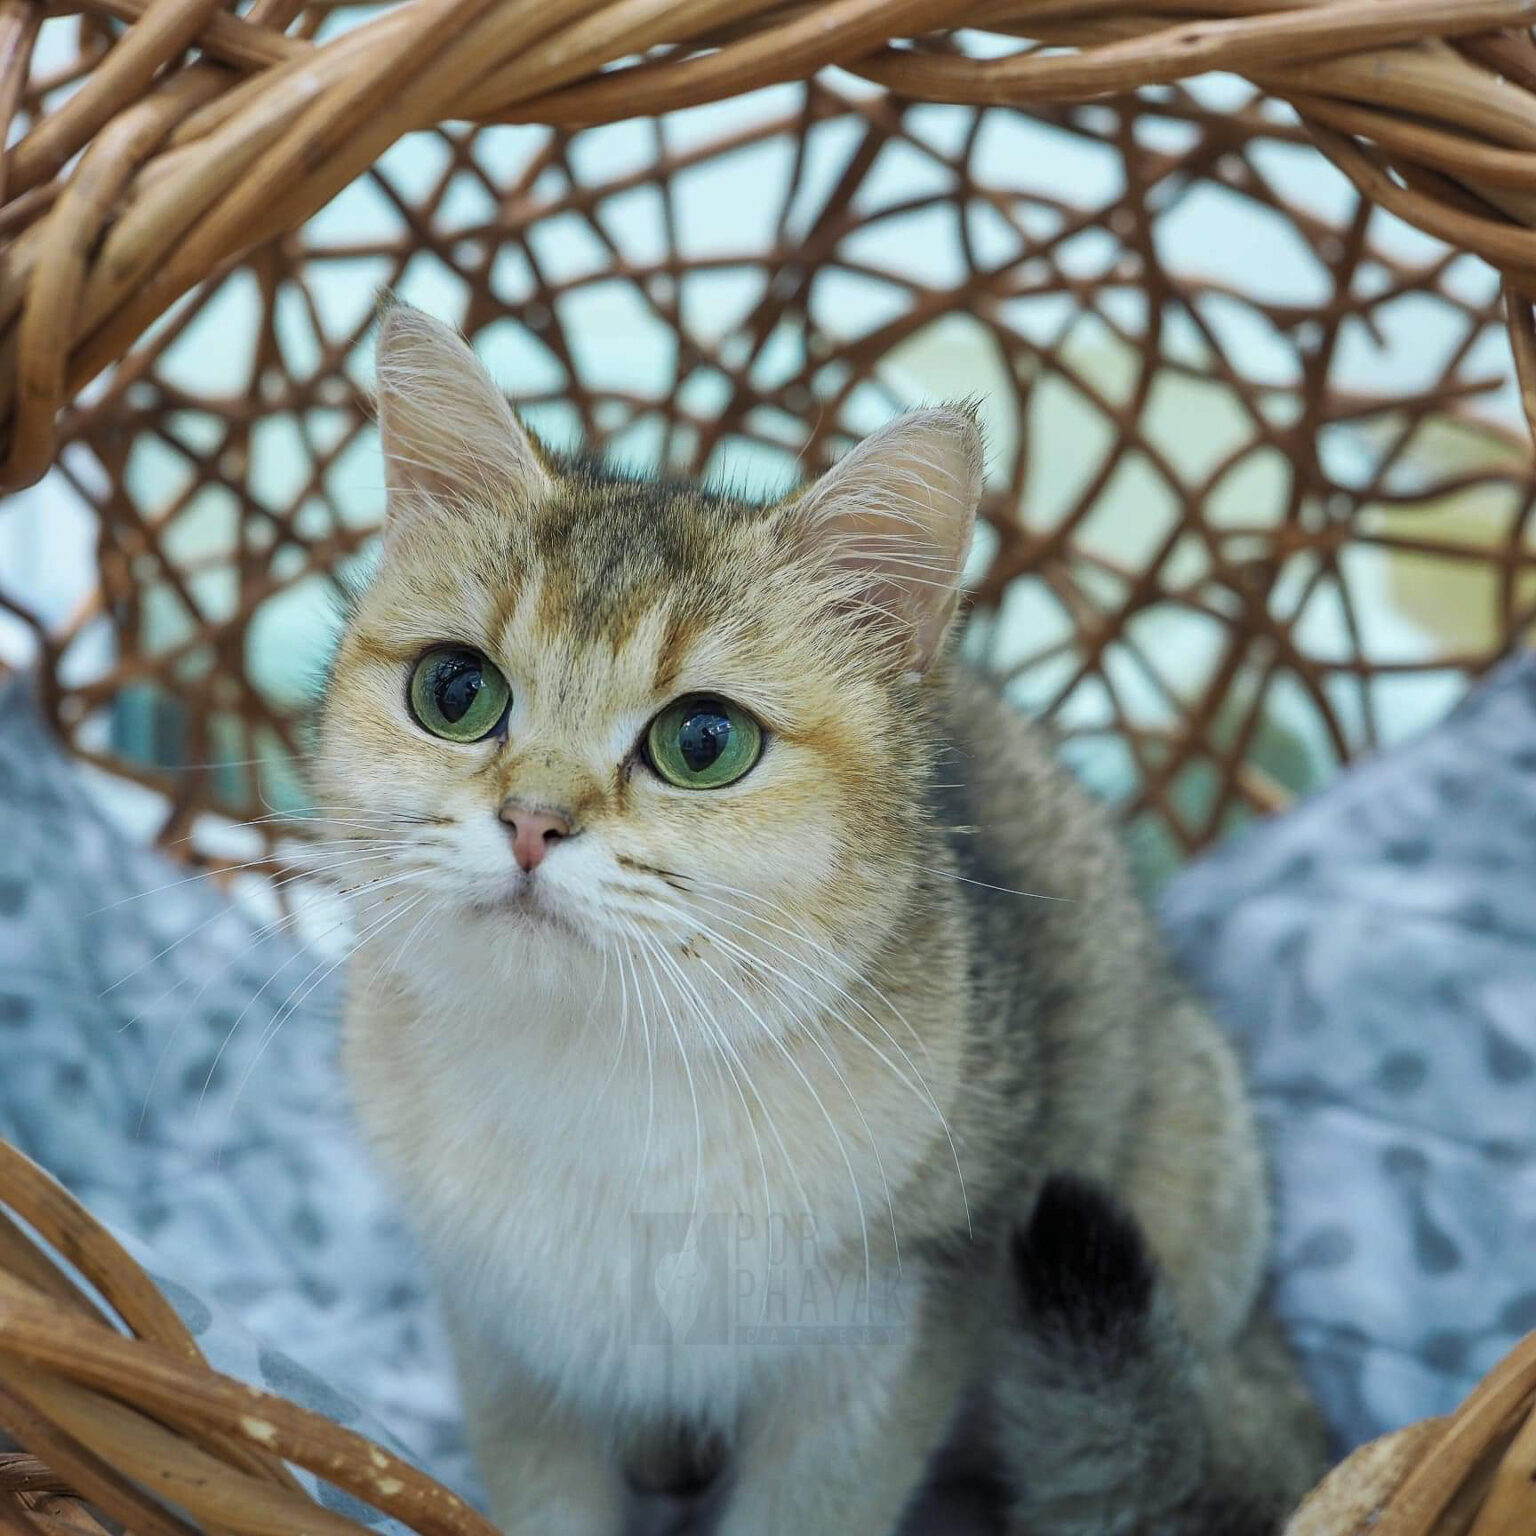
[4,21,1534,890]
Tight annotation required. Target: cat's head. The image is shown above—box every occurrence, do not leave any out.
[315,300,981,1021]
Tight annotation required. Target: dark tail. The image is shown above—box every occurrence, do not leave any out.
[995,1175,1328,1536]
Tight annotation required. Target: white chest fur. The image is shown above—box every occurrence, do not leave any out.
[346,916,948,1429]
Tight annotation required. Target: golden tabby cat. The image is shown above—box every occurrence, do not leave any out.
[317,299,1326,1535]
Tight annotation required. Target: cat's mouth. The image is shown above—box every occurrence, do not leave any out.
[481,875,545,914]
[473,873,583,937]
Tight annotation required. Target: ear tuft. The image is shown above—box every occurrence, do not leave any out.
[373,296,551,524]
[785,407,983,672]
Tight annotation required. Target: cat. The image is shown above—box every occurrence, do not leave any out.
[315,297,1328,1536]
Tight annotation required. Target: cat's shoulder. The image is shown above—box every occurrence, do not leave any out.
[928,661,1138,910]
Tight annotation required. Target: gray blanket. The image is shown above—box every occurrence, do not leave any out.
[0,680,469,1510]
[1162,652,1536,1449]
[2,656,1534,1512]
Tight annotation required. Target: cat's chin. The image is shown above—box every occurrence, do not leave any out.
[469,876,590,944]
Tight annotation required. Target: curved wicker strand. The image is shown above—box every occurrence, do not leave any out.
[12,3,1536,480]
[0,1140,200,1363]
[6,70,224,486]
[0,1272,500,1536]
[83,0,305,68]
[11,1369,368,1536]
[1288,1335,1536,1535]
[0,1382,200,1536]
[1464,1400,1536,1535]
[0,0,41,209]
[1372,1332,1536,1535]
[0,1135,501,1536]
[852,0,1536,104]
[3,0,226,199]
[0,1210,106,1325]
[480,0,968,124]
[0,1145,308,1504]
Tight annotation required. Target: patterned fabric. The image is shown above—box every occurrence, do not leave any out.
[1161,650,1536,1451]
[1,656,1533,1517]
[0,676,474,1510]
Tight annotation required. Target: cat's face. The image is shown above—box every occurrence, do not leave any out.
[314,301,981,1034]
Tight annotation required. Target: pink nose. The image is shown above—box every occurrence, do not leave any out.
[499,802,572,873]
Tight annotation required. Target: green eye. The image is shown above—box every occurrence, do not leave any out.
[645,695,763,790]
[408,646,511,742]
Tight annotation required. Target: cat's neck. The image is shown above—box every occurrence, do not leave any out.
[345,890,972,1289]
[347,885,971,1191]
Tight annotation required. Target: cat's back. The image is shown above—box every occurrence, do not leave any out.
[928,667,1271,1343]
[930,664,1152,951]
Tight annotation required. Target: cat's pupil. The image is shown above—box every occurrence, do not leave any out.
[679,705,731,772]
[433,656,484,724]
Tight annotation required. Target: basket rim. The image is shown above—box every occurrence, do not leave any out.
[7,4,1536,484]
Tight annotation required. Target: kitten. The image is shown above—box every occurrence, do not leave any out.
[317,298,1327,1536]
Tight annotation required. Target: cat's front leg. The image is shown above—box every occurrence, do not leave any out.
[450,1330,626,1536]
[477,1422,624,1535]
[716,1332,968,1536]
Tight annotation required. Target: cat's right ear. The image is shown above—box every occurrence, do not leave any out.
[373,296,551,525]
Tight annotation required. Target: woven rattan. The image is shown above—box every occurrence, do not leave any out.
[1286,1332,1536,1535]
[0,1137,497,1536]
[3,5,1536,1533]
[6,13,1536,864]
[7,3,1536,488]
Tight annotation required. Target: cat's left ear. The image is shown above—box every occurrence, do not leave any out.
[782,408,984,673]
[373,296,551,519]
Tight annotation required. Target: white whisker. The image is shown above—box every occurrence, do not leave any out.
[630,921,703,1226]
[689,947,873,1316]
[220,887,430,1154]
[905,863,1070,903]
[622,934,658,1206]
[637,882,971,1240]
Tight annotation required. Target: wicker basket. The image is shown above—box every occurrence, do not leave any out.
[0,1137,496,1535]
[3,2,1536,1532]
[8,0,1536,488]
[1286,1333,1536,1536]
[6,3,1536,867]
